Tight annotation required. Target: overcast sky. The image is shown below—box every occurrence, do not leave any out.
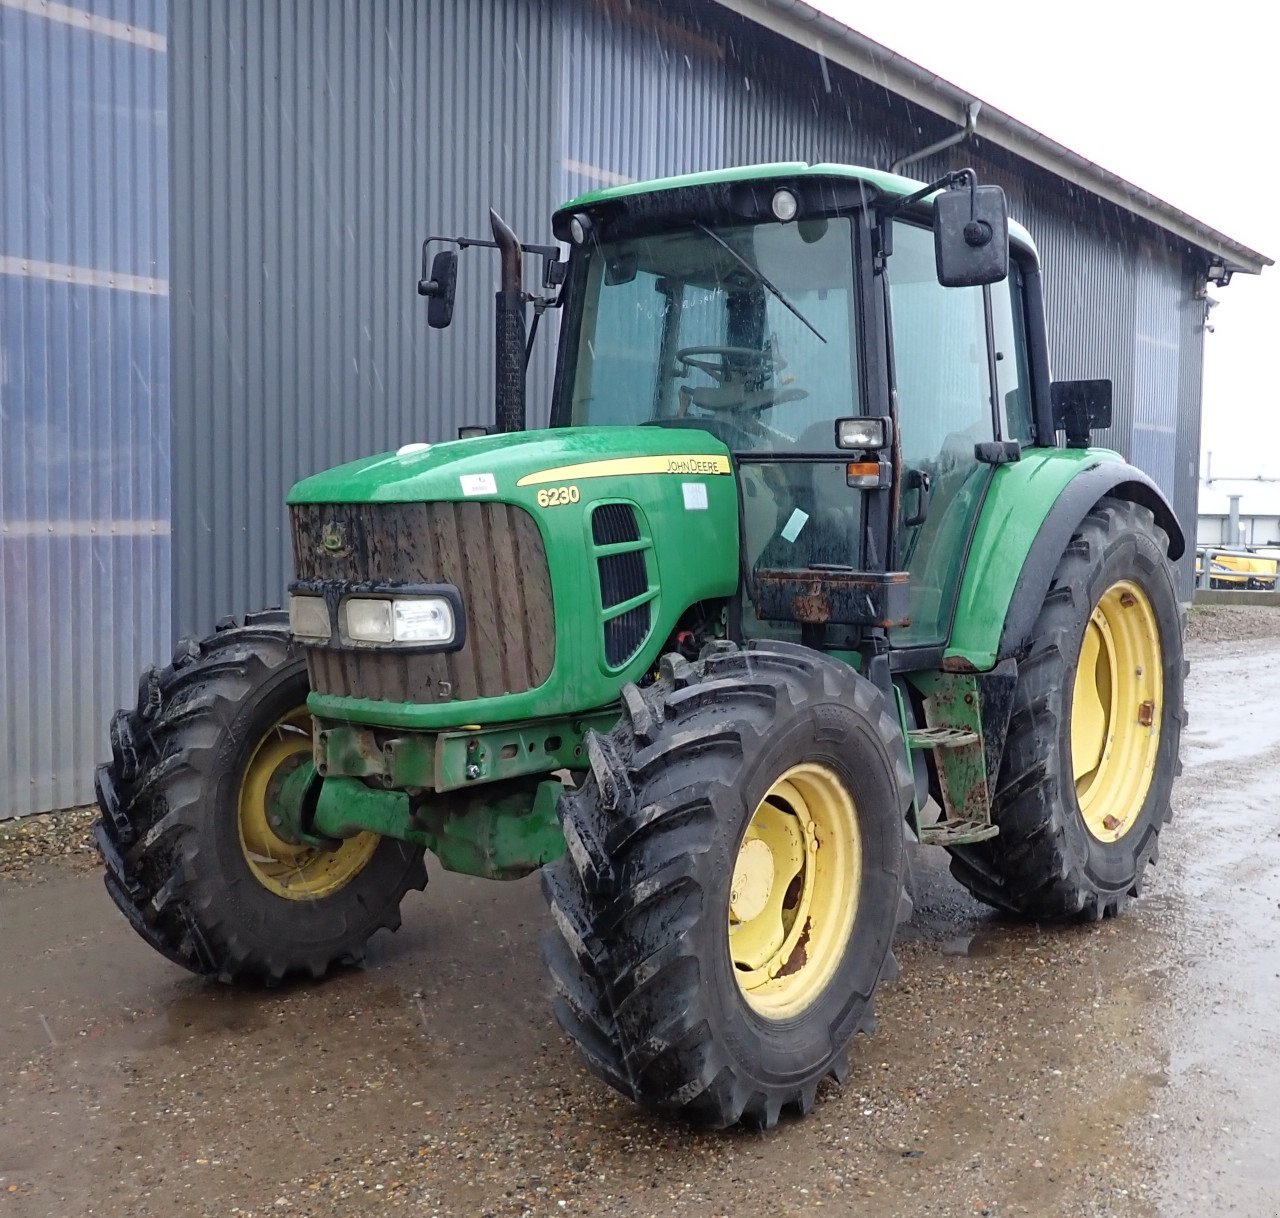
[814,0,1278,511]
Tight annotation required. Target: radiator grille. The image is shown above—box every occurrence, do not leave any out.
[591,502,642,545]
[597,550,648,610]
[291,501,554,702]
[604,605,652,668]
[590,502,652,668]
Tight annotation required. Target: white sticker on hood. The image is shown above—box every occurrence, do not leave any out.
[459,472,497,496]
[682,482,709,510]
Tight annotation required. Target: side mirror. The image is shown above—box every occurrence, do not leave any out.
[1051,379,1113,448]
[419,249,458,329]
[933,184,1009,287]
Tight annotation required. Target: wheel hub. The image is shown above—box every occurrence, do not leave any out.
[729,763,862,1019]
[237,709,379,900]
[1070,579,1163,842]
[730,837,776,923]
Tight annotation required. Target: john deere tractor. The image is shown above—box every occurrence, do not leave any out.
[95,163,1185,1129]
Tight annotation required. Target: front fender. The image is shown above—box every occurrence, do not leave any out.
[945,448,1184,671]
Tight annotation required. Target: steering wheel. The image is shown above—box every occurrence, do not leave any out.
[674,345,807,416]
[676,345,779,384]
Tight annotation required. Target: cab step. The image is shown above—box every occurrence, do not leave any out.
[907,726,979,749]
[917,818,1000,847]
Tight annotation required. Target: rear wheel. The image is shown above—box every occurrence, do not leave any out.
[93,611,427,983]
[542,641,913,1128]
[948,498,1185,919]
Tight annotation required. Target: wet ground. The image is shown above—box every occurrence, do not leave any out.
[2,627,1278,1218]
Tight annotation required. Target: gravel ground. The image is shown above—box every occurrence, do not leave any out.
[1184,602,1280,645]
[3,623,1280,1217]
[0,807,97,879]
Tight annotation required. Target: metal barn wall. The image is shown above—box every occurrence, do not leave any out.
[0,0,170,818]
[168,0,560,636]
[169,0,1207,647]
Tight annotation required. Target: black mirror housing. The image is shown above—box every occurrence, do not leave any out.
[933,184,1009,287]
[1051,379,1113,448]
[423,250,458,329]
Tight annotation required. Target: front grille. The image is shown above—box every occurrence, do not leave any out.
[604,605,652,667]
[291,501,554,702]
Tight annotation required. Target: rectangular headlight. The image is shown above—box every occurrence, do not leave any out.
[342,596,456,645]
[836,417,887,450]
[391,597,455,643]
[343,598,394,643]
[289,594,331,641]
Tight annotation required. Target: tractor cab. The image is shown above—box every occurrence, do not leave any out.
[547,164,1025,658]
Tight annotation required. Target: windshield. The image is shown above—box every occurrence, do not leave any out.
[562,217,860,453]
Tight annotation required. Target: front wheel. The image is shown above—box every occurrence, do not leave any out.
[541,641,913,1128]
[93,611,427,983]
[948,497,1185,919]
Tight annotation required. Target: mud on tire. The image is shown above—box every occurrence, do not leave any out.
[947,497,1185,920]
[93,610,427,984]
[541,640,914,1129]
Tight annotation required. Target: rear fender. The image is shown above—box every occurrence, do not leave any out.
[945,449,1184,671]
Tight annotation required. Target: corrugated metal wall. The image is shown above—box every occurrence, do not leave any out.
[1,0,1208,816]
[0,0,170,818]
[168,0,559,636]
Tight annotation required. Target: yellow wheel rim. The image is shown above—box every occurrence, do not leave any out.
[729,763,862,1019]
[237,709,379,900]
[1070,579,1163,842]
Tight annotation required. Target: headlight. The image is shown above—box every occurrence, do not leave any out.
[391,597,454,643]
[836,417,887,450]
[342,596,456,645]
[289,594,331,641]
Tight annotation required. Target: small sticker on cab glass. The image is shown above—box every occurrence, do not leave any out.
[781,508,808,543]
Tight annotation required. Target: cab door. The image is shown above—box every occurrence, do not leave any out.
[886,221,997,648]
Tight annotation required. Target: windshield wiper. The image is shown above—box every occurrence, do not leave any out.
[694,222,827,345]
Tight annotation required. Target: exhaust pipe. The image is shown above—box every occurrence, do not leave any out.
[490,208,526,434]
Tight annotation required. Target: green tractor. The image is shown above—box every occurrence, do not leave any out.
[94,162,1185,1129]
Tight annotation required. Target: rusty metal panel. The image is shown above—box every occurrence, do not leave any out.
[0,0,170,818]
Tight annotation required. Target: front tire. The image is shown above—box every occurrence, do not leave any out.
[948,497,1185,919]
[93,611,427,983]
[541,641,913,1128]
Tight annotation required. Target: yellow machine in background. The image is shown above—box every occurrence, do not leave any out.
[1196,548,1280,588]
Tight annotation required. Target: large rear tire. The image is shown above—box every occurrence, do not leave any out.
[93,611,427,983]
[948,497,1185,919]
[541,641,913,1128]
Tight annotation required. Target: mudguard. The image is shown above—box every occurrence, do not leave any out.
[945,448,1184,671]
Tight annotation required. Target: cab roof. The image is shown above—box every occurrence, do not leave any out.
[557,161,1039,259]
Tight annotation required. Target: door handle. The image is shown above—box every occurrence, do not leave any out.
[903,469,931,528]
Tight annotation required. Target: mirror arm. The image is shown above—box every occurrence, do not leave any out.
[419,234,564,294]
[880,168,974,220]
